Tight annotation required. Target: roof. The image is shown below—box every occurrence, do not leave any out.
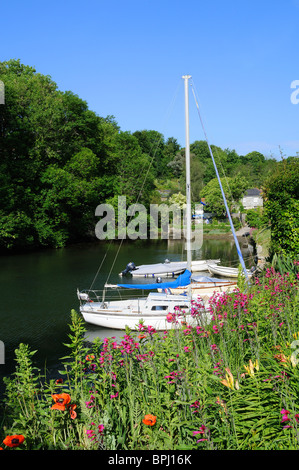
[244,188,261,197]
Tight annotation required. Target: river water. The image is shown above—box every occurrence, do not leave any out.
[0,236,254,391]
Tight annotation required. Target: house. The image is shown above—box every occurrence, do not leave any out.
[242,188,263,210]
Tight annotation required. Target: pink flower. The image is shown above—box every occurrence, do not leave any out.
[193,425,209,442]
[281,409,291,423]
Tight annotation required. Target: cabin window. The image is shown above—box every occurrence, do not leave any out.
[151,305,168,311]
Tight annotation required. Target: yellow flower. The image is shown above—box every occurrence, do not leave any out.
[243,359,259,377]
[221,368,239,390]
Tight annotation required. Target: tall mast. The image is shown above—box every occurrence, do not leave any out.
[182,75,192,273]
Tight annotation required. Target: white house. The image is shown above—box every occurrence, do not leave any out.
[242,188,263,210]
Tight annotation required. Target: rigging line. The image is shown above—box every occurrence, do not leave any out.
[131,77,182,204]
[105,79,182,285]
[190,81,235,206]
[89,252,107,290]
[190,79,249,282]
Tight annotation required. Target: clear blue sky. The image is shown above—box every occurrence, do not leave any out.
[1,0,298,159]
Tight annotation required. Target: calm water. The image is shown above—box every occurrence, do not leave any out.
[0,237,254,391]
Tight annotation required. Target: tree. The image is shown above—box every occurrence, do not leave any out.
[263,159,299,257]
[200,176,248,217]
[0,59,120,249]
[133,129,165,178]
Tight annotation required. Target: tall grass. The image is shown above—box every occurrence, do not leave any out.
[1,263,299,450]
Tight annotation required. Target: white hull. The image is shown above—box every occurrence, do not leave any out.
[79,292,209,330]
[121,260,220,277]
[207,264,253,278]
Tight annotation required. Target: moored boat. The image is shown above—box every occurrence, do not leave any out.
[207,264,254,278]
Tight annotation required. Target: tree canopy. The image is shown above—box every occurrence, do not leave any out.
[0,59,294,251]
[263,159,299,257]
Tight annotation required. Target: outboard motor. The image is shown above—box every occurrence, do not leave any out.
[121,261,136,276]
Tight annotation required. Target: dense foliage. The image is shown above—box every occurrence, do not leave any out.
[1,265,299,450]
[263,159,299,257]
[0,59,293,251]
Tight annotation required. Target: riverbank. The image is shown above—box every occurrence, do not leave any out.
[1,264,299,450]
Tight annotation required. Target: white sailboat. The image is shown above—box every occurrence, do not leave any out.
[78,75,198,330]
[78,270,206,330]
[78,75,250,330]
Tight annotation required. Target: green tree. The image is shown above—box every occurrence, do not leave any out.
[200,176,248,217]
[263,159,299,257]
[0,59,119,250]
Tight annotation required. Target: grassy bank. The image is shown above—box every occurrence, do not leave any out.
[1,264,299,450]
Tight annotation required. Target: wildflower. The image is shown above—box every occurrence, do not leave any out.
[142,414,157,426]
[190,400,201,413]
[69,403,77,419]
[138,334,147,340]
[51,393,77,418]
[51,393,71,410]
[86,423,105,441]
[193,425,209,442]
[86,429,95,440]
[243,359,259,377]
[281,409,291,423]
[98,424,105,433]
[274,353,288,364]
[221,368,239,390]
[55,378,63,385]
[85,354,95,361]
[3,435,25,448]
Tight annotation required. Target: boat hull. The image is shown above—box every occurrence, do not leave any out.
[79,293,208,330]
[207,264,253,278]
[166,282,237,295]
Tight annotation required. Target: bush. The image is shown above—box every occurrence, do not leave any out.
[245,208,268,229]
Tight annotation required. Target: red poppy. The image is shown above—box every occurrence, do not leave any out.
[51,393,71,411]
[69,403,77,420]
[85,354,95,361]
[142,414,157,426]
[3,435,25,448]
[51,393,77,419]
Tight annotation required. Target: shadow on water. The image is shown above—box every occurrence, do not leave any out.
[0,236,254,393]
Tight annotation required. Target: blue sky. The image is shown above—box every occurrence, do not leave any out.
[1,0,299,159]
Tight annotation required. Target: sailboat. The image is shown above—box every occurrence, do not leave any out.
[77,269,204,330]
[78,75,249,330]
[119,258,220,277]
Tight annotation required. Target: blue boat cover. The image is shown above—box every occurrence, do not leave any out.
[118,269,191,290]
